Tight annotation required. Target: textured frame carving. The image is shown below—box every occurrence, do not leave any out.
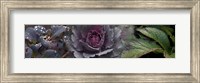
[0,0,199,82]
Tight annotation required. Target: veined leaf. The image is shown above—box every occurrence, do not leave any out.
[141,25,175,43]
[122,39,163,58]
[157,26,175,43]
[137,27,171,54]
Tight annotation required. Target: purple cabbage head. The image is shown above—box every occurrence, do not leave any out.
[66,25,124,58]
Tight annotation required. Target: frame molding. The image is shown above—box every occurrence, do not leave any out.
[1,0,199,82]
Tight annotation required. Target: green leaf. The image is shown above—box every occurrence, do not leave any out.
[122,39,163,58]
[137,27,171,54]
[157,26,175,43]
[142,25,175,43]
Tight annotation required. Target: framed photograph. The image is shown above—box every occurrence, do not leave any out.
[1,0,199,82]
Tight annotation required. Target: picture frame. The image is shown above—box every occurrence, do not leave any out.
[0,0,199,82]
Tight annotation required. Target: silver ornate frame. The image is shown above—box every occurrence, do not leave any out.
[0,0,199,82]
